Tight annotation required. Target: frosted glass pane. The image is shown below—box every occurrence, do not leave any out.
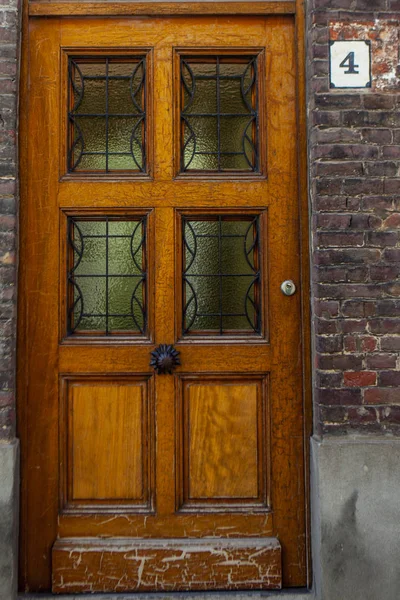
[69,57,146,173]
[181,56,259,173]
[68,218,146,335]
[183,216,261,334]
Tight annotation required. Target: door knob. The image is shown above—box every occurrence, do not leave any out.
[281,280,296,296]
[150,344,181,374]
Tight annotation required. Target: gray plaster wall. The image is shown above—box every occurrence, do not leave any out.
[0,440,19,600]
[311,436,400,600]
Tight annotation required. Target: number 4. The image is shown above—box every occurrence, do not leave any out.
[339,51,359,75]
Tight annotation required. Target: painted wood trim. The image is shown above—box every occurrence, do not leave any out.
[29,1,296,17]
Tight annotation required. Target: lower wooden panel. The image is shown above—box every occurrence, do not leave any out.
[52,537,282,592]
[60,375,154,512]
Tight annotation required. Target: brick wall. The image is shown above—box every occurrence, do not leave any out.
[308,0,400,435]
[0,0,20,440]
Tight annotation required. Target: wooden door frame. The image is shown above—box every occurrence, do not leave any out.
[18,0,311,589]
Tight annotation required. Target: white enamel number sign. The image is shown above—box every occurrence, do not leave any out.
[330,40,372,89]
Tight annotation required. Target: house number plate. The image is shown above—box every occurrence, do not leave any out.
[330,40,372,89]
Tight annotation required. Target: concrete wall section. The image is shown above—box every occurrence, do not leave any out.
[311,436,400,600]
[0,440,19,600]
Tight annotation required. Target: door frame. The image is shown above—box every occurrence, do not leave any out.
[18,0,311,589]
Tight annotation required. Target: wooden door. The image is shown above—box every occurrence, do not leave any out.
[18,11,308,593]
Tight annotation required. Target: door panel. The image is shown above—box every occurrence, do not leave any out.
[60,375,154,511]
[19,13,306,593]
[177,375,268,509]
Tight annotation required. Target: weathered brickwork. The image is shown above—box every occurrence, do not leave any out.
[308,0,400,434]
[0,0,20,440]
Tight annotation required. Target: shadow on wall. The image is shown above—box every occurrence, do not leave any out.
[322,490,400,600]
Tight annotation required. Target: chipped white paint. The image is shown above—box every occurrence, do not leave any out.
[52,537,282,593]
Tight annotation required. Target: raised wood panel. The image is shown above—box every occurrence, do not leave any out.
[52,537,282,592]
[61,376,154,511]
[177,376,269,510]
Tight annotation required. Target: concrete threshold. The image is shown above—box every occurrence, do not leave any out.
[19,591,314,600]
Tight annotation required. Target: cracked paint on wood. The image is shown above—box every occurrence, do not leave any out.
[52,538,282,593]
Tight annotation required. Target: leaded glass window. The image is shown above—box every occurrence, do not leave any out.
[67,216,147,335]
[180,55,260,173]
[68,57,147,173]
[182,215,261,335]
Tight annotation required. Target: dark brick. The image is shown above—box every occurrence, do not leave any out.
[315,144,379,160]
[382,146,400,159]
[316,318,340,334]
[316,213,352,229]
[316,232,364,247]
[363,95,396,110]
[341,320,368,334]
[383,248,400,262]
[342,300,376,318]
[316,335,343,353]
[364,161,398,177]
[364,388,400,404]
[361,128,392,144]
[366,231,398,248]
[317,355,363,371]
[375,300,400,317]
[312,128,362,144]
[317,371,343,388]
[369,319,400,335]
[342,178,384,196]
[315,94,362,109]
[314,161,364,177]
[380,337,400,352]
[365,355,398,370]
[379,371,400,387]
[370,265,399,281]
[317,388,363,405]
[315,248,380,265]
[314,300,340,318]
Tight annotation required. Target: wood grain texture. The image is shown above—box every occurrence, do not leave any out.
[69,381,145,501]
[52,537,282,592]
[19,12,308,592]
[181,379,267,505]
[189,383,258,498]
[29,2,296,17]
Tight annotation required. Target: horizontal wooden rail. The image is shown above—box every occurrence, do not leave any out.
[29,1,296,17]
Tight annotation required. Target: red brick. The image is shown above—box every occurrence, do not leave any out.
[344,371,377,388]
[383,213,400,228]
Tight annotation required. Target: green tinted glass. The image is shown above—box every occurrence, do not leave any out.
[183,216,261,334]
[68,217,146,335]
[69,57,146,173]
[181,57,259,173]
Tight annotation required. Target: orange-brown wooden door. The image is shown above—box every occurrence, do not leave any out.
[18,13,307,593]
